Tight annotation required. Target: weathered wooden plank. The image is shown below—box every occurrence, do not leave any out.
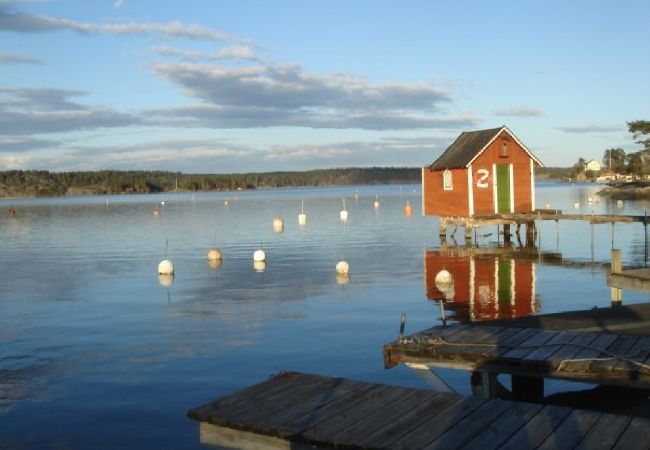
[522,330,576,362]
[253,379,381,434]
[502,329,556,360]
[536,409,601,450]
[613,335,650,372]
[558,333,619,373]
[613,416,650,450]
[453,326,524,358]
[354,392,465,449]
[434,326,507,360]
[499,405,573,450]
[384,396,486,449]
[545,333,600,368]
[421,399,515,449]
[297,383,424,444]
[573,413,633,450]
[188,372,315,423]
[219,374,355,428]
[306,388,434,446]
[460,401,543,450]
[198,422,316,450]
[590,335,639,372]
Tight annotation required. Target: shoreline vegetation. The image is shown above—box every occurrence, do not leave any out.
[0,167,422,198]
[0,166,639,199]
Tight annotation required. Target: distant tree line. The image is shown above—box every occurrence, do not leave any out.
[0,167,421,198]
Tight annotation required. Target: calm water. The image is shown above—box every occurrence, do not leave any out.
[1,183,649,449]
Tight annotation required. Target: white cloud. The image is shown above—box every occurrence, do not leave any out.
[113,0,124,9]
[0,51,41,64]
[0,5,250,43]
[493,106,543,117]
[556,124,622,134]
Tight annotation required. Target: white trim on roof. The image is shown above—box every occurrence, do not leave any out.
[465,126,544,168]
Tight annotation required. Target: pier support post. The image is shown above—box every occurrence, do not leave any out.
[525,221,536,247]
[464,218,473,245]
[471,371,498,399]
[503,224,511,245]
[512,375,544,402]
[611,249,623,305]
[439,217,447,241]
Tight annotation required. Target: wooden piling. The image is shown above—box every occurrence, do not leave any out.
[610,249,623,304]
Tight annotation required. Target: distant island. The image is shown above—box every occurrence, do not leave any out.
[0,167,423,198]
[0,166,599,198]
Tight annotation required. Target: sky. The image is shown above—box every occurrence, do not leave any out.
[0,0,648,173]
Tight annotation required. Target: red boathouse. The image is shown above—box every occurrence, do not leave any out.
[422,126,543,218]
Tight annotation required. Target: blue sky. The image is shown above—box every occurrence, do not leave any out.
[0,0,648,173]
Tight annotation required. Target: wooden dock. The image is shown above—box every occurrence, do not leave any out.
[383,324,650,389]
[188,371,650,450]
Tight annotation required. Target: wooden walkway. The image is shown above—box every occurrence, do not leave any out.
[608,268,650,293]
[383,325,650,389]
[188,371,650,450]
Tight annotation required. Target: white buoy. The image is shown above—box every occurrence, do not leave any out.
[340,198,348,221]
[588,197,593,203]
[298,200,307,225]
[573,202,580,210]
[273,217,284,232]
[373,195,380,210]
[335,260,349,274]
[161,201,166,206]
[544,203,551,209]
[208,248,222,261]
[224,200,229,206]
[158,259,174,275]
[158,240,174,275]
[617,200,624,208]
[253,248,266,262]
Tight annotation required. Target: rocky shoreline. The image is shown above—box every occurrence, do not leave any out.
[598,181,650,199]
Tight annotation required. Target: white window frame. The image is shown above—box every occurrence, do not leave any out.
[443,169,453,191]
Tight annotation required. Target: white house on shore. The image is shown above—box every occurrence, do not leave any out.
[585,159,602,172]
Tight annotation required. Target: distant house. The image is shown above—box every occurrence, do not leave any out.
[422,126,543,218]
[585,159,602,172]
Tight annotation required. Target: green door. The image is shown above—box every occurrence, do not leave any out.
[496,164,511,213]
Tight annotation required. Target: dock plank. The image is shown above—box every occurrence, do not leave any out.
[502,329,556,360]
[590,335,639,372]
[573,413,633,450]
[461,401,543,450]
[382,396,486,449]
[612,416,650,450]
[536,409,601,450]
[558,333,619,373]
[354,392,465,449]
[189,372,649,450]
[421,399,515,449]
[499,405,573,450]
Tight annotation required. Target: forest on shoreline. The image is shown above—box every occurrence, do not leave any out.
[0,166,576,198]
[0,167,424,198]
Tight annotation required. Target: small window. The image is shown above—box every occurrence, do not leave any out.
[443,169,453,190]
[500,140,509,158]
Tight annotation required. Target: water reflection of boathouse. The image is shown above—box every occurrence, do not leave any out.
[425,245,555,322]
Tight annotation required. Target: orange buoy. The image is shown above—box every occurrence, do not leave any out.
[403,201,413,216]
[152,209,160,216]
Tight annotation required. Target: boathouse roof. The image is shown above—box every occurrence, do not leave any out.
[430,126,543,169]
